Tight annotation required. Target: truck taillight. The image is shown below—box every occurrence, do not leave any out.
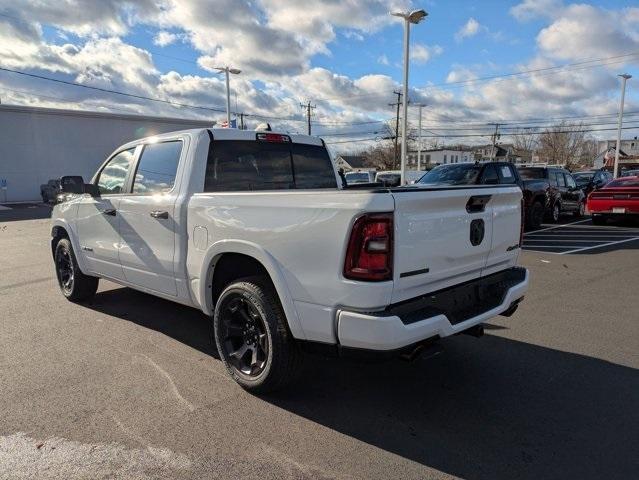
[344,213,393,281]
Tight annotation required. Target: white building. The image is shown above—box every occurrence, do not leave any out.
[407,148,475,168]
[0,105,212,202]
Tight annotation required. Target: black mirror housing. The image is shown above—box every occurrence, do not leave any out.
[59,176,85,194]
[83,183,100,197]
[60,176,99,197]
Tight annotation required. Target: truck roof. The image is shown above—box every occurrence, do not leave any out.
[118,128,325,151]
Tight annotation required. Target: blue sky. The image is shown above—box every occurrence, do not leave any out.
[1,0,638,148]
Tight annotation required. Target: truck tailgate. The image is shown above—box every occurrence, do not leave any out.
[390,185,522,304]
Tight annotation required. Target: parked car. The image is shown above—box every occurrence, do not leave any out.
[572,169,613,196]
[51,128,528,393]
[375,170,401,186]
[40,179,60,203]
[621,169,639,177]
[415,162,554,230]
[344,170,375,184]
[518,166,585,225]
[587,176,639,225]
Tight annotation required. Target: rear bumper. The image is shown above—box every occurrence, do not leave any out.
[337,267,529,351]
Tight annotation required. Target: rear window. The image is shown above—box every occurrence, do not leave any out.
[518,168,545,180]
[418,164,481,185]
[345,172,370,183]
[204,140,337,192]
[573,172,594,185]
[606,178,639,188]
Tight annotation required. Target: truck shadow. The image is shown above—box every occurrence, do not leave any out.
[86,286,638,480]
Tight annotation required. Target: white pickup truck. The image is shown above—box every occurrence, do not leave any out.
[51,128,529,392]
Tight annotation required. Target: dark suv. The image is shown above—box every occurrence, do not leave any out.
[518,167,586,225]
[573,169,613,196]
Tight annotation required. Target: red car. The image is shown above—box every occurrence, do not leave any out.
[587,176,639,225]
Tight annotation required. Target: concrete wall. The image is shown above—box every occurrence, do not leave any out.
[0,105,212,202]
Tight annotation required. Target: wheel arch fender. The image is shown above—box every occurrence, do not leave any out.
[50,218,90,274]
[198,239,306,341]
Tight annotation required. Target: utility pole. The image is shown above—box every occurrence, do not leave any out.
[239,113,245,130]
[300,101,316,135]
[389,90,403,170]
[489,123,501,161]
[614,74,632,177]
[416,104,424,171]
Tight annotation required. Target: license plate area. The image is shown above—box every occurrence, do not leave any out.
[613,207,626,213]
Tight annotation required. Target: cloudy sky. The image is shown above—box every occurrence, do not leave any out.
[0,0,638,152]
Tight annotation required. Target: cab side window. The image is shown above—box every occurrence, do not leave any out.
[498,165,517,184]
[97,148,136,195]
[133,141,182,194]
[480,164,499,184]
[556,172,566,187]
[565,174,577,189]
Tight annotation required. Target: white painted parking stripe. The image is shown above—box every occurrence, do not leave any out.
[559,236,639,255]
[525,219,591,234]
[524,239,611,243]
[523,245,589,249]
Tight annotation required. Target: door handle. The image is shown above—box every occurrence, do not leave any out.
[102,208,116,216]
[150,210,169,219]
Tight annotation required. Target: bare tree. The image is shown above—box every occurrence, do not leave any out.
[537,122,590,169]
[512,128,538,163]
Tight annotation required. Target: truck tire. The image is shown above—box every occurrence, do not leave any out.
[213,276,303,394]
[54,238,99,302]
[527,201,544,229]
[548,202,561,223]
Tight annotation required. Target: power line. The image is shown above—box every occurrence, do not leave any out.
[318,51,639,102]
[0,65,228,114]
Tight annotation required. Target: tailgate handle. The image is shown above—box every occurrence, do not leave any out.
[466,195,491,213]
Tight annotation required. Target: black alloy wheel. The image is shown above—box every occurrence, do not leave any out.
[218,294,269,378]
[55,244,75,295]
[551,203,561,223]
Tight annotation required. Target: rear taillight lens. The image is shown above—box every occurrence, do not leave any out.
[344,213,393,281]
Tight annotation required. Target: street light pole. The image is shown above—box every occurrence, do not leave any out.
[614,73,631,178]
[215,66,241,127]
[417,104,424,171]
[391,9,428,185]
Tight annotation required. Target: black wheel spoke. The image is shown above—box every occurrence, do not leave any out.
[218,291,269,379]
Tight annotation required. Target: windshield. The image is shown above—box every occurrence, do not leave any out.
[572,172,594,185]
[518,168,545,180]
[417,164,481,185]
[345,172,370,183]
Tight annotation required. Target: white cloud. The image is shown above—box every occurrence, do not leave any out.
[153,31,178,47]
[510,0,562,22]
[455,18,481,42]
[377,54,390,66]
[536,4,639,61]
[412,44,443,64]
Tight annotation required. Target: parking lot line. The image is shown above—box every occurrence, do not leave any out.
[524,239,611,243]
[525,219,591,234]
[559,236,639,255]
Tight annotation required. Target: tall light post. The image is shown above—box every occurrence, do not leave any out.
[415,103,425,171]
[391,9,428,185]
[613,73,631,178]
[215,66,241,127]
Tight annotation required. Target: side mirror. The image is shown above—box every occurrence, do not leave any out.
[60,176,85,194]
[83,183,100,197]
[60,176,99,197]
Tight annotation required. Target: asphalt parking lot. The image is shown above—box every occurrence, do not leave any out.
[1,205,638,480]
[523,218,639,254]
